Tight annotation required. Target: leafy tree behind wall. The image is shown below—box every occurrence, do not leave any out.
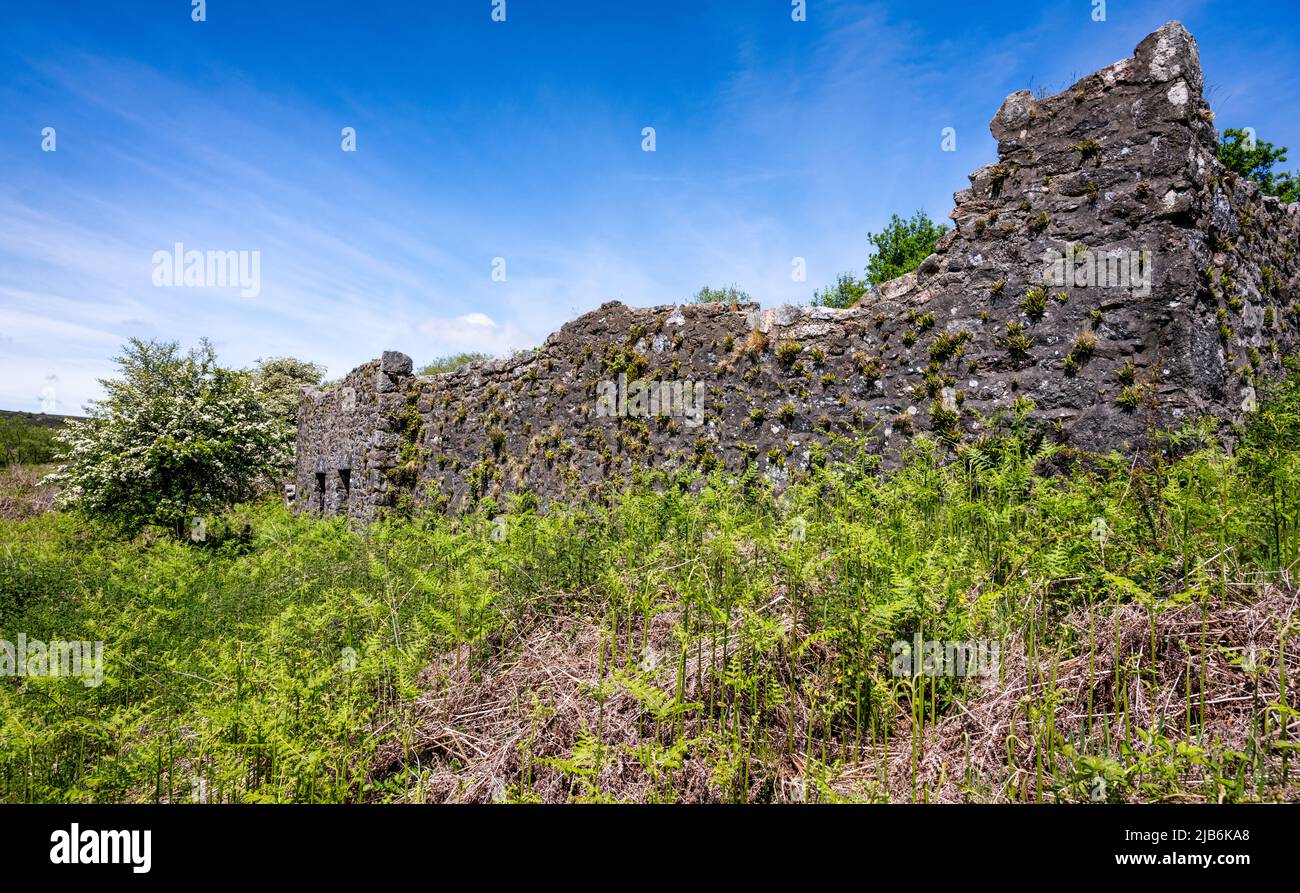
[809,209,948,309]
[251,356,324,433]
[810,272,869,309]
[691,284,752,304]
[1217,128,1300,203]
[47,339,292,536]
[863,209,949,286]
[418,353,492,375]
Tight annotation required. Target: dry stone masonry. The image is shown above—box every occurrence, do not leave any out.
[296,22,1300,521]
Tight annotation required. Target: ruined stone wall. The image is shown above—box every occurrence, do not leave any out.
[294,350,414,518]
[295,22,1300,521]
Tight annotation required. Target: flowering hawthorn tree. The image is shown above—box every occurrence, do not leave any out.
[47,339,292,536]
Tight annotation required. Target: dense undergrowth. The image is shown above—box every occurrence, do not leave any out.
[0,414,60,467]
[2,369,1299,803]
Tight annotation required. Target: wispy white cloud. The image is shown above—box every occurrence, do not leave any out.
[415,312,534,357]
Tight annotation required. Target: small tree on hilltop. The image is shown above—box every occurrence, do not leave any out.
[863,209,949,286]
[47,339,291,536]
[1217,128,1300,203]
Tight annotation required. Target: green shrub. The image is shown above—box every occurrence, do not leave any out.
[419,353,491,375]
[691,284,751,304]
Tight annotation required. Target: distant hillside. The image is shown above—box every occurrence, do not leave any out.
[0,408,85,429]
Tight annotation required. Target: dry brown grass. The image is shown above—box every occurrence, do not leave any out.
[372,581,1300,803]
[372,608,753,803]
[0,463,59,520]
[371,588,858,803]
[886,582,1300,803]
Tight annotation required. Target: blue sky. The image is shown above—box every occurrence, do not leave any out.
[1,0,1297,413]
